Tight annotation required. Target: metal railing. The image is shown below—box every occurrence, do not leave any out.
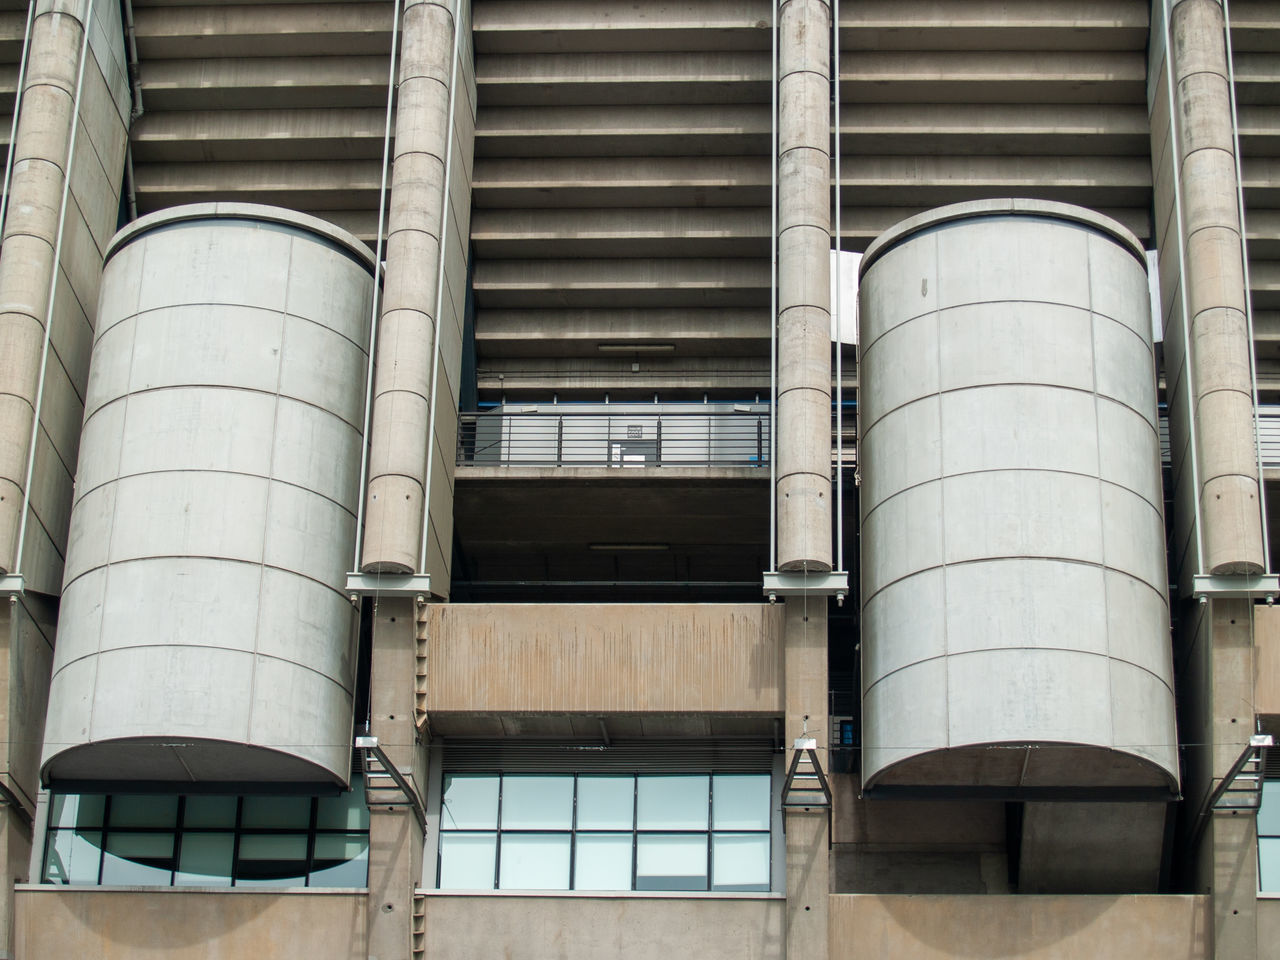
[458,410,771,468]
[459,407,1280,472]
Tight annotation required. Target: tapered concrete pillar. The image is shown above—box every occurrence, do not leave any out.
[363,0,459,575]
[775,0,832,573]
[1168,0,1264,575]
[784,596,828,960]
[366,598,427,960]
[0,1,88,575]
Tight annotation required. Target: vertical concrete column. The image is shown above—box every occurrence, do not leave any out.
[776,0,832,572]
[366,598,427,960]
[1198,599,1257,959]
[1169,0,1264,575]
[0,0,88,574]
[784,597,829,960]
[362,0,456,574]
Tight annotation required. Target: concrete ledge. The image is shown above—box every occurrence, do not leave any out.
[14,887,367,959]
[828,894,1209,960]
[423,894,784,960]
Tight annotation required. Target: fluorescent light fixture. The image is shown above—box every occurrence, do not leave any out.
[597,343,675,353]
[589,543,670,551]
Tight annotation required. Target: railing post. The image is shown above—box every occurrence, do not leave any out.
[656,416,663,467]
[556,415,563,467]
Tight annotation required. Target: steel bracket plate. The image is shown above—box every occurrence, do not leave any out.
[345,573,432,604]
[1192,574,1280,602]
[0,575,23,601]
[762,571,849,603]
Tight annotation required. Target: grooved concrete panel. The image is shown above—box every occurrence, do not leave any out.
[828,894,1208,960]
[858,200,1178,790]
[41,205,375,786]
[427,603,783,715]
[13,889,366,959]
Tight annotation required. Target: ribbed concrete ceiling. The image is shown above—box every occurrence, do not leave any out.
[128,0,394,243]
[1237,2,1280,397]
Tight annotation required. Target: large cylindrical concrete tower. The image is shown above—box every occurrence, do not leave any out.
[858,199,1179,793]
[41,204,376,787]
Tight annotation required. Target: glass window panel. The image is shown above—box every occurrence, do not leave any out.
[573,833,632,891]
[442,775,499,830]
[576,776,634,830]
[49,794,104,830]
[635,833,708,891]
[1262,837,1280,893]
[637,776,708,830]
[101,833,175,885]
[500,775,573,830]
[42,829,102,884]
[712,775,771,830]
[317,777,369,831]
[498,833,570,890]
[240,796,311,829]
[175,833,234,887]
[439,833,496,889]
[711,833,770,892]
[1258,781,1280,839]
[310,834,369,888]
[109,795,179,829]
[183,796,237,829]
[235,834,309,887]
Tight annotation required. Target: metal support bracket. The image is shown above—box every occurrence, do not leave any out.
[345,573,432,605]
[781,737,832,845]
[1190,734,1272,851]
[0,575,23,602]
[355,735,426,833]
[0,780,32,828]
[1192,574,1280,603]
[763,571,849,605]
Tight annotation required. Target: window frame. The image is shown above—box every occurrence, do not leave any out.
[436,770,773,893]
[41,779,370,889]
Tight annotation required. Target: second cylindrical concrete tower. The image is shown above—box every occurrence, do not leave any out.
[775,0,832,572]
[858,200,1179,793]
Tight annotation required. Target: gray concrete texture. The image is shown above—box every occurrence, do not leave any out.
[0,0,128,594]
[363,0,475,588]
[40,205,374,786]
[857,200,1178,790]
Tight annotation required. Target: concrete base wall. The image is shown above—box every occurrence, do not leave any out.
[828,894,1209,960]
[13,888,367,959]
[422,895,784,960]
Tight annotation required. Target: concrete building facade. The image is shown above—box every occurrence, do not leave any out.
[0,1,1275,958]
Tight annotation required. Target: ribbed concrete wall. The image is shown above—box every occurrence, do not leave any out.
[41,205,374,786]
[858,200,1177,791]
[426,602,783,715]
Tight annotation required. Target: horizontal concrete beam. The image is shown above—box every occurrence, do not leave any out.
[426,603,783,715]
[139,57,390,111]
[839,102,1149,155]
[472,257,769,309]
[475,307,770,357]
[474,0,773,53]
[133,3,392,59]
[841,51,1144,104]
[132,158,382,210]
[839,0,1147,52]
[131,108,390,163]
[471,207,768,259]
[476,51,769,106]
[476,103,769,157]
[473,156,769,208]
